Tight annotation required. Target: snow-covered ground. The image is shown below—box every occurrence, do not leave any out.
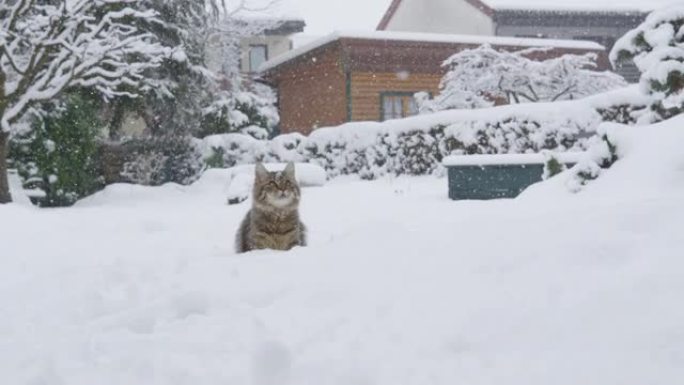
[2,117,684,385]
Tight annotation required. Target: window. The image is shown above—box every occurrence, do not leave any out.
[381,92,419,121]
[248,45,268,72]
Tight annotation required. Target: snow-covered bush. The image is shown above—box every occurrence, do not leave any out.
[393,127,446,176]
[302,117,591,179]
[611,5,684,123]
[121,136,204,186]
[596,104,648,125]
[198,134,266,169]
[267,133,307,163]
[9,94,104,207]
[443,116,588,155]
[564,132,619,192]
[199,84,280,139]
[197,132,305,169]
[0,0,167,204]
[542,152,566,180]
[421,44,627,113]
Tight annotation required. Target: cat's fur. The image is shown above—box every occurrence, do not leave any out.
[235,162,307,253]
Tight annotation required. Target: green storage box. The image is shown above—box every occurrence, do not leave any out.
[443,153,582,200]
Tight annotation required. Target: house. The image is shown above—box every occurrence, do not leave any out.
[377,0,678,82]
[238,19,306,74]
[205,18,306,76]
[120,18,305,139]
[259,30,606,134]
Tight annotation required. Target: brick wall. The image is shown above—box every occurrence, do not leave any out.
[272,45,348,134]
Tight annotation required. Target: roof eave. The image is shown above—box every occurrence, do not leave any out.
[376,0,403,30]
[488,4,651,16]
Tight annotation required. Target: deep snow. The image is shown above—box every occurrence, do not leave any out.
[2,117,684,385]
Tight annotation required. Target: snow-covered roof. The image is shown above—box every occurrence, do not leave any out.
[481,0,680,13]
[260,30,604,72]
[443,152,585,167]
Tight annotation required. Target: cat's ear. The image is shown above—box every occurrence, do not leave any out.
[284,162,296,180]
[255,162,269,181]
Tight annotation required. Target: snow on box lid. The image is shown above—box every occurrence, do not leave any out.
[443,152,585,167]
[259,30,604,73]
[481,0,679,13]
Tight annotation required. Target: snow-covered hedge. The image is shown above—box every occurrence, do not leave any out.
[194,92,646,180]
[198,120,588,180]
[119,136,205,186]
[102,87,649,185]
[197,132,306,168]
[299,115,593,179]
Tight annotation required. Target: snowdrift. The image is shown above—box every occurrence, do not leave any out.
[522,112,684,202]
[1,94,682,385]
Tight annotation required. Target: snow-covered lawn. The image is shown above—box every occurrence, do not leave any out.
[2,119,684,384]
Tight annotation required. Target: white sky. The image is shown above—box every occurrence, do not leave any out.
[275,0,393,35]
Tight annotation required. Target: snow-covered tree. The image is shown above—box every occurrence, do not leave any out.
[420,44,627,114]
[200,7,283,138]
[0,0,168,204]
[107,0,282,139]
[611,6,684,123]
[105,0,222,138]
[212,11,281,88]
[200,82,279,139]
[9,92,104,207]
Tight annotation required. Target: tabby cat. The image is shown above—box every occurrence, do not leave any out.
[235,162,307,253]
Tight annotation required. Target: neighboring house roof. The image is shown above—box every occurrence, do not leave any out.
[376,0,495,30]
[376,0,403,30]
[377,0,677,28]
[260,30,604,73]
[481,0,679,13]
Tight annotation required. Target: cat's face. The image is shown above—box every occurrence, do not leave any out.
[254,162,300,209]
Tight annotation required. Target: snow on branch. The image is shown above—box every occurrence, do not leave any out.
[611,5,684,122]
[0,0,168,132]
[209,3,287,90]
[420,44,627,114]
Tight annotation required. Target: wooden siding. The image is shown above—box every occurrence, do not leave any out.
[269,44,348,134]
[350,72,442,122]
